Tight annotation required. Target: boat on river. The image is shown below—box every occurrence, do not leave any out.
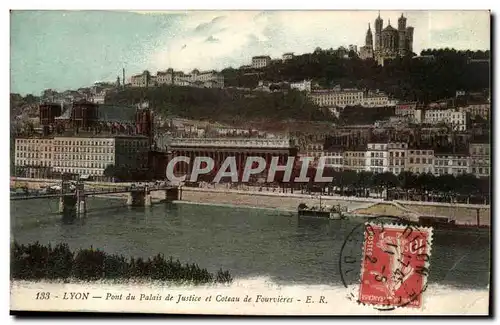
[297,202,347,220]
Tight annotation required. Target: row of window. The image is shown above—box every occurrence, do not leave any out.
[470,159,490,165]
[388,159,405,166]
[16,160,51,167]
[54,162,108,169]
[54,140,113,146]
[471,167,490,174]
[435,159,468,166]
[470,147,490,155]
[370,159,385,166]
[54,147,114,153]
[409,158,433,164]
[345,152,365,157]
[434,168,469,175]
[388,167,404,174]
[409,150,433,155]
[16,139,51,144]
[367,144,388,150]
[313,100,361,106]
[54,154,113,161]
[389,152,405,157]
[345,159,365,166]
[54,168,104,176]
[324,158,343,165]
[407,167,432,174]
[16,152,52,159]
[370,152,386,158]
[17,146,52,152]
[363,98,389,104]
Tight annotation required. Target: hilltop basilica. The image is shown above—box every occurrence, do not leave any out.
[359,12,414,65]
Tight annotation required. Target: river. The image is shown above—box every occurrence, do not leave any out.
[10,197,490,289]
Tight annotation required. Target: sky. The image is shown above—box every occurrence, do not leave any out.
[10,10,491,96]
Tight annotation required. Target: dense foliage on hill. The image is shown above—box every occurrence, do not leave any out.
[338,105,395,125]
[11,241,233,284]
[222,49,490,103]
[106,86,335,123]
[10,93,39,119]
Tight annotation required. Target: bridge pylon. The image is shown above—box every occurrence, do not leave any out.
[126,186,152,207]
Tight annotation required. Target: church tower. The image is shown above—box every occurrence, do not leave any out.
[374,12,383,53]
[359,23,374,60]
[398,13,407,56]
[365,23,373,48]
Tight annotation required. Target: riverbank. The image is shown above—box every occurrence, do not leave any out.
[10,178,490,226]
[179,187,490,226]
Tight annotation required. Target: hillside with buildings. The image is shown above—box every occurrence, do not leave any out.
[105,85,335,124]
[221,48,489,104]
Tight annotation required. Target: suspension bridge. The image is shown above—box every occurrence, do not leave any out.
[11,181,182,218]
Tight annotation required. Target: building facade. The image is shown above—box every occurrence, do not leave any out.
[405,149,434,174]
[290,80,312,92]
[458,104,490,121]
[433,153,470,176]
[366,143,389,174]
[302,142,324,166]
[282,53,294,62]
[323,150,344,171]
[14,137,54,178]
[131,71,153,87]
[395,102,417,117]
[309,89,364,108]
[343,150,367,173]
[52,135,149,177]
[361,91,393,107]
[251,56,272,69]
[469,143,490,177]
[168,137,298,181]
[387,142,407,175]
[423,109,468,131]
[155,69,224,88]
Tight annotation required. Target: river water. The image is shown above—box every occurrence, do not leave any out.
[10,197,490,290]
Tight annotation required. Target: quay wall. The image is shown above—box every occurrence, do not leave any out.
[180,188,491,226]
[11,178,490,225]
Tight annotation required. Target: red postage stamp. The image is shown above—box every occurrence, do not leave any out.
[358,223,433,309]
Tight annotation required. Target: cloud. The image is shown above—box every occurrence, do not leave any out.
[205,35,220,43]
[148,10,490,74]
[12,10,490,95]
[150,11,273,71]
[194,15,226,32]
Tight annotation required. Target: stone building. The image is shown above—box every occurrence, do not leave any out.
[363,12,414,65]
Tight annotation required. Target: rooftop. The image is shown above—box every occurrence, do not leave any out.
[55,104,138,123]
[54,132,148,139]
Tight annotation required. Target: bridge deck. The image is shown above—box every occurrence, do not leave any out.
[10,186,176,201]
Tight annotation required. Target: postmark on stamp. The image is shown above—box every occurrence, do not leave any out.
[339,216,433,311]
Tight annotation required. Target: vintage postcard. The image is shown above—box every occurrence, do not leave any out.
[9,10,491,316]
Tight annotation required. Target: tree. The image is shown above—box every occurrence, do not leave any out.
[398,171,417,190]
[355,171,374,197]
[397,171,418,199]
[373,172,399,200]
[337,170,358,195]
[455,173,480,202]
[414,173,435,194]
[103,164,116,178]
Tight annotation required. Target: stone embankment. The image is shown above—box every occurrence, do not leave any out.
[11,178,490,226]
